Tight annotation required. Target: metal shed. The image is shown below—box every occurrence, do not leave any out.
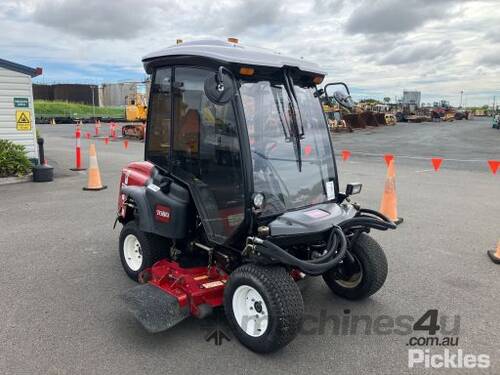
[0,58,42,162]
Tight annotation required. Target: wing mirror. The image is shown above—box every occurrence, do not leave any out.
[204,66,235,105]
[333,91,355,110]
[324,82,354,110]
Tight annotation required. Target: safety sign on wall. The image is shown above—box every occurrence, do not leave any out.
[13,97,29,108]
[16,110,32,131]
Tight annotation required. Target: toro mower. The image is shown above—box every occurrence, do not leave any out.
[117,39,396,353]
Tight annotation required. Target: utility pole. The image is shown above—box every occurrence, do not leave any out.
[92,86,96,119]
[459,90,463,108]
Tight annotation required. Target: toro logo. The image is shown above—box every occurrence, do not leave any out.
[155,205,171,223]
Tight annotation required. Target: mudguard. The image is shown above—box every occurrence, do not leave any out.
[121,183,190,239]
[121,185,154,233]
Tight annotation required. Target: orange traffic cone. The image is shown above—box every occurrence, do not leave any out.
[83,143,107,191]
[379,160,403,224]
[487,240,500,264]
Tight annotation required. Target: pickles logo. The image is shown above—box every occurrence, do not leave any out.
[155,205,171,223]
[409,349,490,369]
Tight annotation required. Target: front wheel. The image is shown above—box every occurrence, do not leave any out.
[224,264,304,353]
[323,233,388,300]
[119,220,165,281]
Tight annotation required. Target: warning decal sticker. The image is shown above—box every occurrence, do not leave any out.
[16,110,31,131]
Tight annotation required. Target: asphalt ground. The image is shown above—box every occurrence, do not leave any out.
[0,118,498,374]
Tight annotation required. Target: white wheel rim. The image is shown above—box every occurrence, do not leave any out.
[123,234,143,271]
[335,257,363,288]
[232,285,268,337]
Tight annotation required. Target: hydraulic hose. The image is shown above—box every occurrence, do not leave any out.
[250,210,395,275]
[255,225,347,276]
[358,208,394,224]
[308,227,338,264]
[340,216,396,231]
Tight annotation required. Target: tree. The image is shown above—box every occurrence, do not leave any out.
[359,98,380,105]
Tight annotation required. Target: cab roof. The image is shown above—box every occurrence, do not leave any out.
[142,39,326,76]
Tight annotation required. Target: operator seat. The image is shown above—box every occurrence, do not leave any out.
[173,108,201,176]
[177,109,200,154]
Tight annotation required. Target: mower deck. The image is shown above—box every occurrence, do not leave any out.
[122,283,190,332]
[122,259,228,332]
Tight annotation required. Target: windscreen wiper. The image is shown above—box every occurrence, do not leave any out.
[282,69,302,171]
[271,85,291,142]
[286,73,305,139]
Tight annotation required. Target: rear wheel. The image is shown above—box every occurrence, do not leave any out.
[224,264,304,353]
[119,220,166,281]
[323,233,387,300]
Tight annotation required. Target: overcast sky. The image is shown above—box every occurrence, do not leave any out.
[2,0,499,106]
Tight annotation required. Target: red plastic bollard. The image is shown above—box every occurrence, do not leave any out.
[70,129,86,171]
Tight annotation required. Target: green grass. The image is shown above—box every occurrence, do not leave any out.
[34,100,124,119]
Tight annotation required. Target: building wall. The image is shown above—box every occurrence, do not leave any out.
[34,84,98,105]
[33,84,53,100]
[100,83,137,107]
[0,66,37,160]
[402,91,421,107]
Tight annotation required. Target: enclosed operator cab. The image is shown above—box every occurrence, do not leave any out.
[133,39,352,248]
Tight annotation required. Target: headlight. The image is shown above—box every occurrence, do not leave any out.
[346,183,362,196]
[252,193,265,209]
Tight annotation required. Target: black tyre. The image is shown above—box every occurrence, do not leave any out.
[323,233,387,300]
[119,220,166,281]
[224,264,304,353]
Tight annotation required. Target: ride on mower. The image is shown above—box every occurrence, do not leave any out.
[117,39,397,353]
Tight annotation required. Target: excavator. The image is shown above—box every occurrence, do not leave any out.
[123,93,147,139]
[125,93,148,122]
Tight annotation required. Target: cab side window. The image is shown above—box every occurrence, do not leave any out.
[146,67,172,167]
[172,67,244,242]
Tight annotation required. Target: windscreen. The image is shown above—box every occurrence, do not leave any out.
[240,78,336,217]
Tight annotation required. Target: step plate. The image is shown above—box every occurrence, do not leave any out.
[122,284,189,333]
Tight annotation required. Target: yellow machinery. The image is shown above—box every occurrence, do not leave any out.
[122,92,147,139]
[384,113,397,125]
[125,93,148,122]
[442,112,455,122]
[323,102,351,132]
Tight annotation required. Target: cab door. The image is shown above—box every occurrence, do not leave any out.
[170,66,246,244]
